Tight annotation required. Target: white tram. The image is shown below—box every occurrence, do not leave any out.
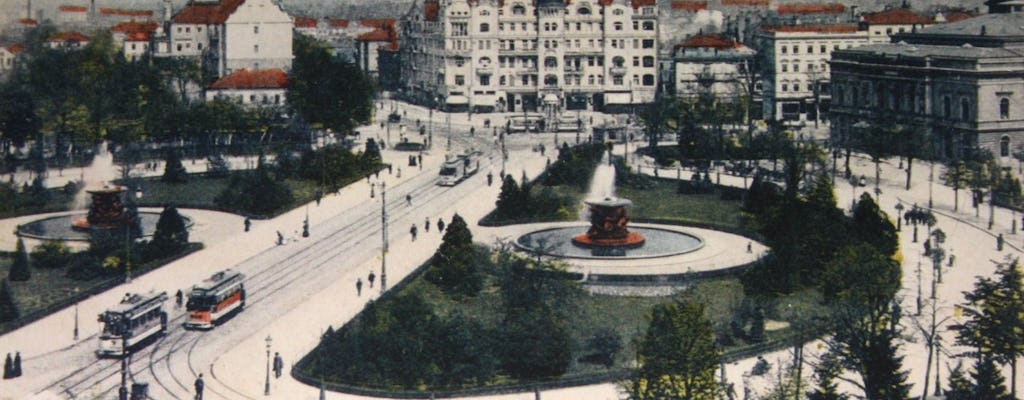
[97,291,169,357]
[184,269,246,330]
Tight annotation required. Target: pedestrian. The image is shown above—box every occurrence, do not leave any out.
[923,238,931,255]
[425,217,431,232]
[948,250,955,267]
[397,167,402,178]
[375,170,380,179]
[406,194,412,206]
[410,224,418,241]
[746,242,752,253]
[195,373,204,400]
[437,218,445,233]
[368,271,376,288]
[487,172,493,186]
[418,154,423,166]
[175,290,184,308]
[244,217,251,232]
[356,278,363,296]
[998,233,1005,251]
[273,352,283,378]
[3,353,11,379]
[276,231,284,245]
[470,126,475,136]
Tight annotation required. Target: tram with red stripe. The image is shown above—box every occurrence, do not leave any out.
[184,269,246,329]
[97,291,169,357]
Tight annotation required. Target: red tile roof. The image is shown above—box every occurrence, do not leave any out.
[357,19,397,42]
[941,11,975,23]
[675,34,744,49]
[777,3,845,14]
[761,24,859,33]
[671,1,707,11]
[424,1,440,22]
[59,5,88,12]
[295,17,317,28]
[328,19,350,28]
[112,21,159,34]
[209,69,288,90]
[173,0,244,25]
[721,0,769,7]
[125,31,152,42]
[17,18,38,26]
[360,19,395,29]
[862,8,934,25]
[631,0,657,8]
[48,31,91,43]
[6,44,26,54]
[100,8,155,17]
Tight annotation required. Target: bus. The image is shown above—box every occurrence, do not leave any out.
[97,291,169,357]
[184,269,246,330]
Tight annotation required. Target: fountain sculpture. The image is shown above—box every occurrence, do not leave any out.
[572,197,645,248]
[72,186,135,231]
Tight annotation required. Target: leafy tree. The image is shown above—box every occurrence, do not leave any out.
[162,149,188,183]
[27,175,50,207]
[206,153,230,178]
[639,94,678,150]
[0,82,40,155]
[0,278,19,323]
[288,35,375,133]
[495,174,523,220]
[823,244,909,400]
[425,214,482,297]
[944,160,971,211]
[858,122,895,199]
[434,312,499,386]
[951,257,1024,394]
[9,238,31,281]
[361,138,382,170]
[851,193,898,257]
[748,306,766,343]
[630,299,721,400]
[972,356,1014,400]
[895,124,930,190]
[149,206,189,257]
[31,241,71,269]
[498,257,576,380]
[215,161,294,216]
[945,361,974,400]
[807,351,848,400]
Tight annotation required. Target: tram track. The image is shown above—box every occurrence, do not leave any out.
[39,146,500,399]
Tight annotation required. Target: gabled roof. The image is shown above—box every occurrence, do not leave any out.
[48,31,91,43]
[125,31,152,42]
[940,10,976,23]
[761,24,859,33]
[295,17,317,28]
[7,44,26,54]
[100,8,155,18]
[777,3,845,14]
[424,1,440,22]
[671,1,707,12]
[17,18,38,26]
[328,19,350,28]
[209,69,288,90]
[59,5,88,13]
[112,21,159,34]
[722,0,769,6]
[914,13,1024,38]
[357,19,397,42]
[862,8,934,25]
[675,34,745,50]
[173,0,245,25]
[631,0,657,8]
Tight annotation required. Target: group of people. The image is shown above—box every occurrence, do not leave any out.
[355,270,377,296]
[411,216,446,241]
[3,352,22,379]
[193,353,284,399]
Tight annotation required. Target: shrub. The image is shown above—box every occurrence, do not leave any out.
[31,241,71,269]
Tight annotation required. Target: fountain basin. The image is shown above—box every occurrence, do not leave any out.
[18,212,192,241]
[517,225,702,259]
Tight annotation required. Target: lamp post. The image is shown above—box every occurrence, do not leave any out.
[430,96,437,149]
[264,335,272,396]
[380,182,388,292]
[895,203,904,231]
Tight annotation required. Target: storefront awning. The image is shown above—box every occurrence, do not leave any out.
[445,95,469,105]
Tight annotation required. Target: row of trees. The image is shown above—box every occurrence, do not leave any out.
[491,143,605,223]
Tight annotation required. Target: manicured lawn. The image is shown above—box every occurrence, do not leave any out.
[131,175,326,218]
[617,180,749,232]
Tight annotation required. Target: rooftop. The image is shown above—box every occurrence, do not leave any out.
[761,24,859,34]
[838,41,1024,60]
[295,17,317,28]
[328,19,350,28]
[173,0,245,25]
[111,21,159,34]
[209,69,288,90]
[59,5,88,13]
[913,13,1024,38]
[861,7,934,25]
[776,3,845,14]
[125,31,152,42]
[48,31,91,43]
[721,0,769,7]
[670,1,708,12]
[674,34,746,50]
[99,8,155,17]
[5,44,26,54]
[939,10,976,23]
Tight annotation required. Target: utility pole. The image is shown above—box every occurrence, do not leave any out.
[380,182,388,292]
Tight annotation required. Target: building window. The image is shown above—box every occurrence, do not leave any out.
[578,7,591,14]
[480,75,490,86]
[781,64,787,72]
[1001,98,1011,119]
[254,44,259,53]
[642,39,654,48]
[1002,136,1011,157]
[793,64,799,72]
[806,45,812,54]
[614,22,623,31]
[456,75,465,85]
[513,5,526,15]
[500,76,507,85]
[642,56,654,67]
[793,83,800,92]
[480,23,490,32]
[943,97,951,118]
[613,76,623,85]
[632,56,639,66]
[781,83,788,92]
[544,74,557,86]
[254,26,259,34]
[961,98,971,121]
[613,8,624,15]
[545,56,558,67]
[642,74,654,86]
[820,45,826,53]
[643,21,654,30]
[588,75,595,85]
[781,45,787,54]
[632,21,639,30]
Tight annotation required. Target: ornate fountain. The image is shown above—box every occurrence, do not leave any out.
[572,197,645,249]
[71,186,137,231]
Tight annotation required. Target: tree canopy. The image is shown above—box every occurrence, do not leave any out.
[288,35,375,133]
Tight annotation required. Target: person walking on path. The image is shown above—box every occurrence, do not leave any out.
[998,233,1005,251]
[368,271,376,288]
[12,352,21,377]
[948,250,956,267]
[410,224,418,241]
[175,290,184,309]
[244,217,251,232]
[3,353,12,379]
[194,373,204,400]
[276,231,284,246]
[406,194,412,206]
[356,278,363,296]
[424,218,430,232]
[273,352,284,378]
[437,218,445,234]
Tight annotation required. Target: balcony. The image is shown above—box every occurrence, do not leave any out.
[564,65,582,73]
[476,65,495,75]
[609,66,627,76]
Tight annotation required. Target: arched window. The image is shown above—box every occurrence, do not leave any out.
[512,5,526,15]
[642,56,653,67]
[1001,98,1011,119]
[578,7,591,14]
[480,23,490,32]
[612,56,624,67]
[479,9,490,15]
[1001,136,1011,157]
[961,98,971,121]
[613,8,624,15]
[544,74,558,86]
[613,22,623,31]
[500,76,506,85]
[544,56,558,68]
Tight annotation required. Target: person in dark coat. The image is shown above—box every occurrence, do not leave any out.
[12,352,20,377]
[244,218,251,232]
[356,278,363,296]
[195,373,204,400]
[273,352,283,378]
[3,353,11,379]
[368,271,376,288]
[437,218,445,234]
[410,224,418,240]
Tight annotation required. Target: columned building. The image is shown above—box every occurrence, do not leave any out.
[398,0,658,114]
[830,2,1024,161]
[672,33,756,102]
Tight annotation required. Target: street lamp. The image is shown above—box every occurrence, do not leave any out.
[265,335,273,395]
[380,182,388,292]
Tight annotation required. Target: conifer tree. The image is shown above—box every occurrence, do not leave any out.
[8,238,30,281]
[0,278,20,323]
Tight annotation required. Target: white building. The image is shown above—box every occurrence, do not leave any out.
[672,33,755,100]
[46,31,91,50]
[0,44,25,75]
[399,0,659,114]
[860,7,936,44]
[112,21,158,62]
[161,0,293,78]
[205,68,288,106]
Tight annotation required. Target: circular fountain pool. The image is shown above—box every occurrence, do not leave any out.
[516,225,704,259]
[17,212,193,241]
